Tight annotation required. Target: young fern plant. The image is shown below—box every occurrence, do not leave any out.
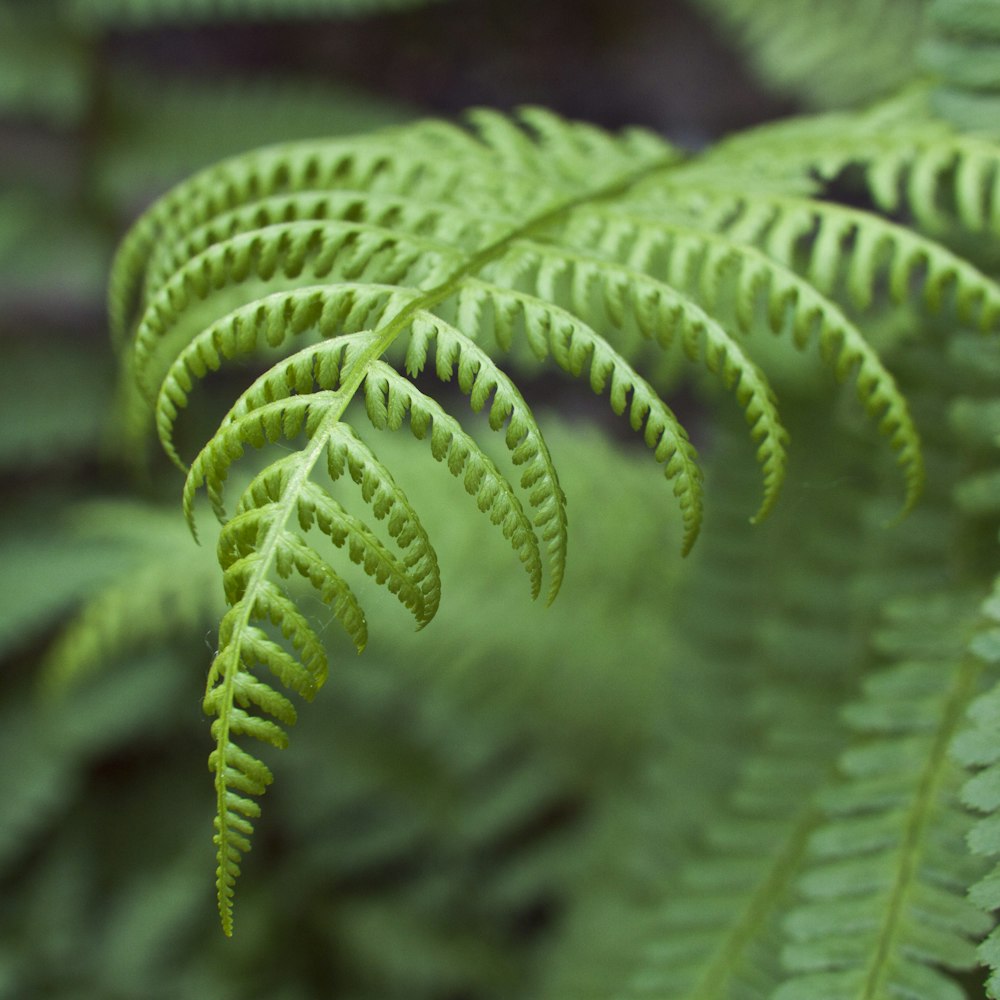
[112,97,1000,934]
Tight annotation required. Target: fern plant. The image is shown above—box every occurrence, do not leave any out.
[109,70,1000,954]
[12,0,1000,994]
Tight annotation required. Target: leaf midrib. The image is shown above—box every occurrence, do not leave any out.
[859,654,982,1000]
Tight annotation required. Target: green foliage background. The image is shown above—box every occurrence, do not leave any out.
[3,1,1000,998]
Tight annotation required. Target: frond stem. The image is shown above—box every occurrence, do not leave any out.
[684,802,826,999]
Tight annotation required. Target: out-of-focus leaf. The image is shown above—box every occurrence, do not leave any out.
[0,338,113,468]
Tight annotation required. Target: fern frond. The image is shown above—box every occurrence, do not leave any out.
[195,365,554,927]
[130,220,454,396]
[182,344,542,581]
[445,274,706,543]
[140,195,490,306]
[777,592,991,1000]
[153,287,568,595]
[400,312,569,600]
[204,608,323,935]
[116,105,992,931]
[535,422,780,1000]
[362,361,545,592]
[153,285,412,465]
[109,113,678,348]
[104,142,422,347]
[590,406,877,1000]
[864,132,1000,238]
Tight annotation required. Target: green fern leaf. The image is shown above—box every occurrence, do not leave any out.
[401,312,568,599]
[576,408,878,1000]
[152,285,404,464]
[777,593,991,1000]
[114,105,990,931]
[445,274,706,543]
[362,361,545,589]
[709,90,1000,244]
[866,132,1000,237]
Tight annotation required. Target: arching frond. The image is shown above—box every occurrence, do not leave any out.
[477,245,777,524]
[362,361,545,593]
[115,103,994,932]
[445,274,705,544]
[401,312,568,601]
[153,285,415,465]
[553,405,879,1000]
